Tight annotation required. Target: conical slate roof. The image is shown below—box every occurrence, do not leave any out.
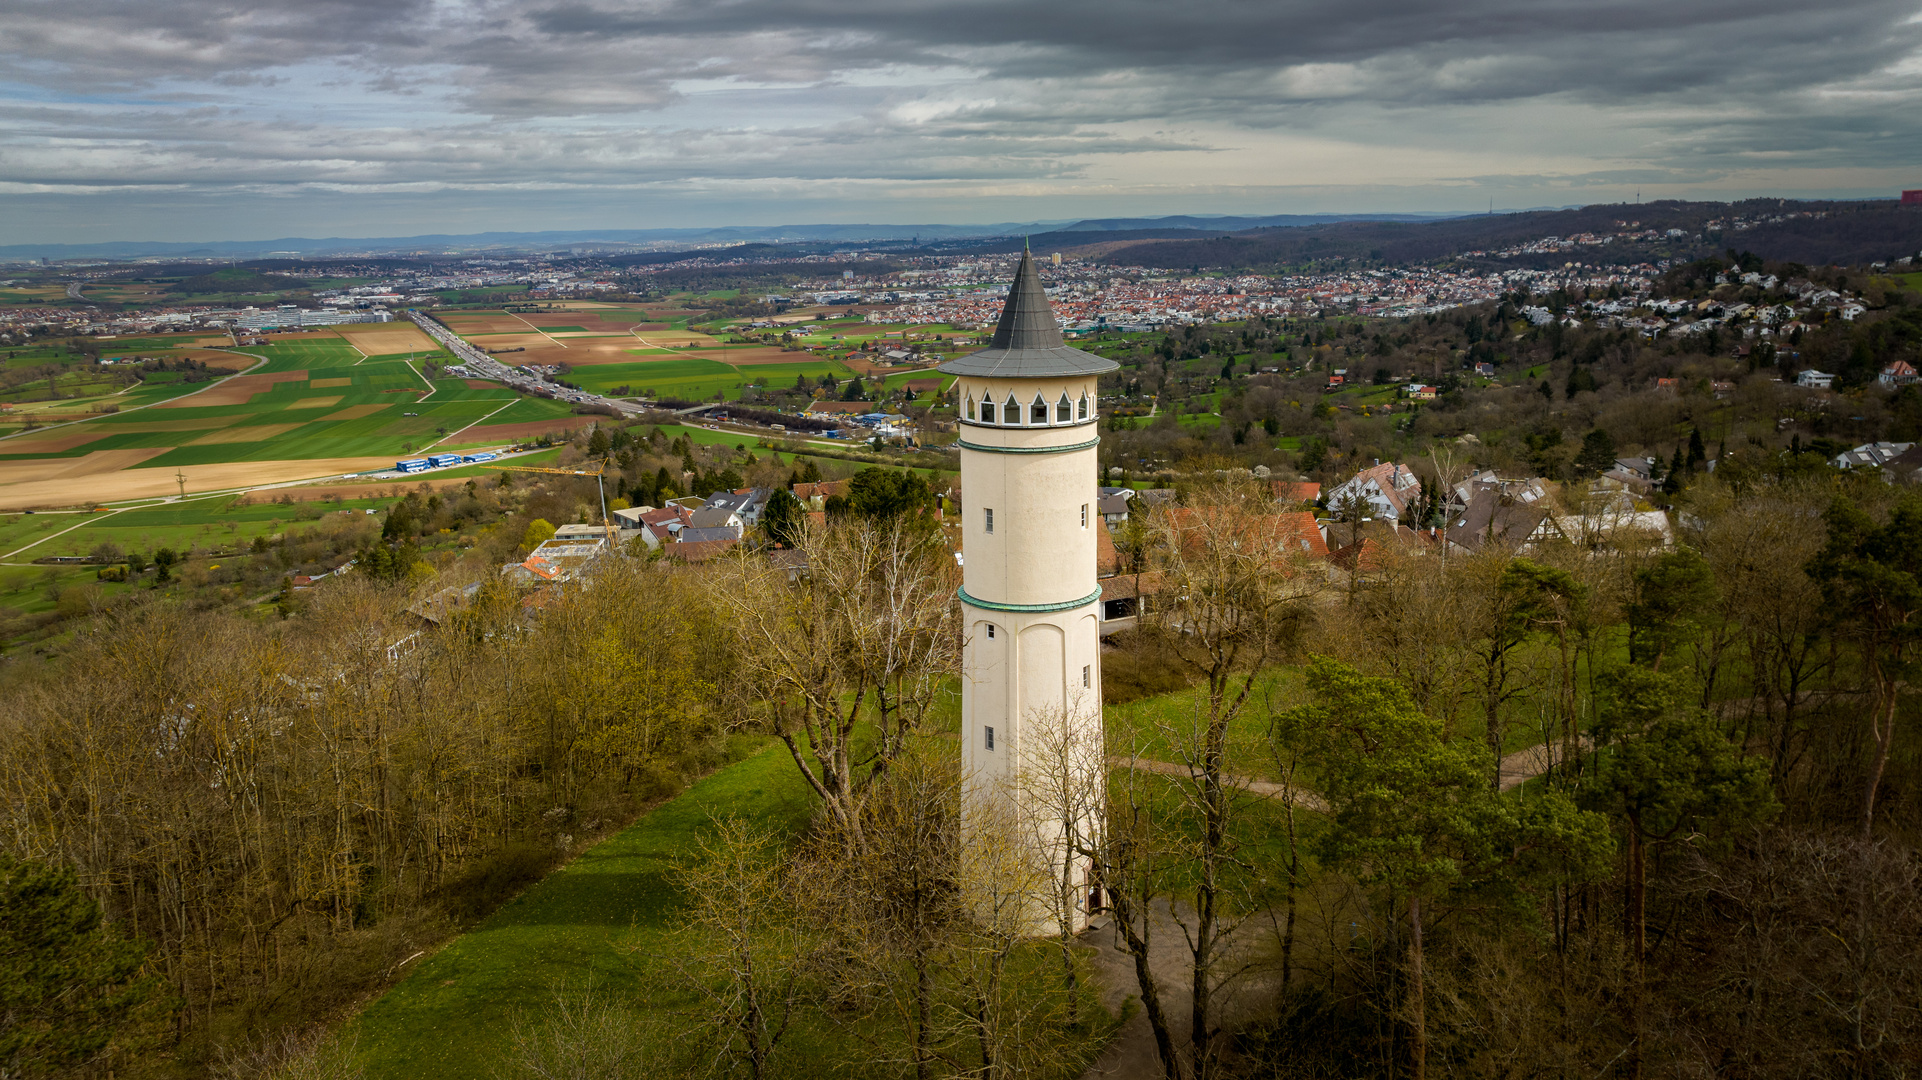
[937,250,1119,379]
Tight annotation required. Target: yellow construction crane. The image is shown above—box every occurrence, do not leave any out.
[482,461,617,545]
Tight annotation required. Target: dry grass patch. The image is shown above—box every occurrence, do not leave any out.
[286,396,344,409]
[311,377,353,389]
[0,448,175,487]
[335,322,437,354]
[0,428,113,453]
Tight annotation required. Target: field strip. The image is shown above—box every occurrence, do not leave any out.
[2,507,128,560]
[425,397,520,450]
[0,350,267,445]
[507,310,568,349]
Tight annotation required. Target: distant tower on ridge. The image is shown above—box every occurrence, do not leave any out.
[939,250,1117,932]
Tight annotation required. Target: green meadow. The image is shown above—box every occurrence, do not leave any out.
[351,738,816,1080]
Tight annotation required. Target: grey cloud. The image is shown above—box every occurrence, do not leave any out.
[0,0,1919,241]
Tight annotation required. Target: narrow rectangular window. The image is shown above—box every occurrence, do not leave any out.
[1082,664,1091,688]
[1081,503,1089,528]
[984,726,995,750]
[986,624,995,639]
[984,508,994,534]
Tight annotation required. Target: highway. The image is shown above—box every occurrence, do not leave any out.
[407,310,646,417]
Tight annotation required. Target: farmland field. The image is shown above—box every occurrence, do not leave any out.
[0,344,557,509]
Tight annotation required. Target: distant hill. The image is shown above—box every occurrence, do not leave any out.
[0,212,1466,262]
[1091,200,1922,270]
[167,267,309,295]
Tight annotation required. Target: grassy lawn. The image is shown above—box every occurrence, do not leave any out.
[351,738,817,1080]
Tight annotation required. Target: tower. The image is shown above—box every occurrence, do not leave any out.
[939,250,1117,932]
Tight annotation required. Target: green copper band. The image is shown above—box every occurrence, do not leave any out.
[956,436,1101,455]
[957,586,1103,613]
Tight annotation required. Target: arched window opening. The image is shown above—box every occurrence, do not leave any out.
[1005,393,1020,425]
[1057,393,1073,423]
[1031,395,1048,425]
[1078,393,1090,420]
[980,394,996,425]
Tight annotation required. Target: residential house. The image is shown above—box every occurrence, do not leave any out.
[635,504,695,539]
[1880,361,1919,388]
[1832,442,1916,470]
[1327,461,1423,523]
[1405,383,1437,401]
[704,487,771,526]
[1473,362,1497,377]
[503,535,610,584]
[1097,491,1134,525]
[686,506,745,538]
[667,534,741,563]
[1271,480,1321,507]
[1446,481,1558,553]
[791,479,849,511]
[1796,369,1835,389]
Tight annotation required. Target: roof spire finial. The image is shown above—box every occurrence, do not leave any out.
[1024,234,1030,253]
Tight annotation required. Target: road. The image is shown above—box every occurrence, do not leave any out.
[65,282,84,301]
[407,310,646,418]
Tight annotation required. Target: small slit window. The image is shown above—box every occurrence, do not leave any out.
[985,624,995,639]
[1081,503,1089,528]
[984,508,994,534]
[1057,393,1073,422]
[1031,395,1048,425]
[984,725,995,750]
[1082,665,1091,689]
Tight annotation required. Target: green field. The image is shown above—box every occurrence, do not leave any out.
[0,359,534,468]
[237,338,369,373]
[0,493,396,560]
[468,395,579,426]
[566,358,742,399]
[352,738,815,1080]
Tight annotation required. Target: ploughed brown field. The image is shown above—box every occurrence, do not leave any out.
[436,312,533,335]
[508,342,650,367]
[0,448,175,487]
[461,333,553,350]
[333,322,438,355]
[154,370,307,408]
[0,456,400,511]
[0,428,115,453]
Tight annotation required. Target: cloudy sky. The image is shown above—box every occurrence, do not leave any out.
[3,0,1921,243]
